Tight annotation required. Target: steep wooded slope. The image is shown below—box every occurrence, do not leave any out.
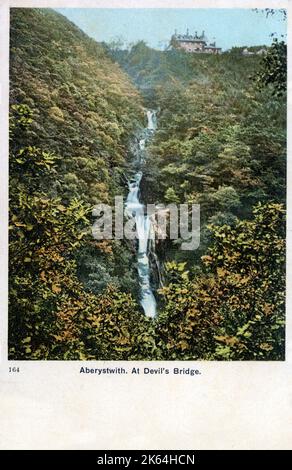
[10,8,144,205]
[9,9,151,360]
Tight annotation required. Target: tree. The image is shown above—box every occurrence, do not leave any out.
[156,203,285,360]
[9,104,154,360]
[255,39,287,96]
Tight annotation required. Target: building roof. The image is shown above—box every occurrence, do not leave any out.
[174,30,207,43]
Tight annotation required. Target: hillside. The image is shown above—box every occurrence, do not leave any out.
[113,42,286,259]
[9,8,150,360]
[10,9,145,206]
[113,41,286,361]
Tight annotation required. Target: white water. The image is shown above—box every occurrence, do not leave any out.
[147,110,157,131]
[139,139,145,150]
[124,110,157,318]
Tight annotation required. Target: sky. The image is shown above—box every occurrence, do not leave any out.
[56,8,286,51]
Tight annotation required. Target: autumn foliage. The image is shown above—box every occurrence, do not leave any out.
[9,9,286,360]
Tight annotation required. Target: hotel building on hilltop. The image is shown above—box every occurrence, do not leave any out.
[171,29,222,54]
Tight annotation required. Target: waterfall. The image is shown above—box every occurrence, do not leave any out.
[147,110,157,131]
[139,139,145,150]
[124,110,157,318]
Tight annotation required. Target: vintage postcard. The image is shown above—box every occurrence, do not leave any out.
[0,0,291,450]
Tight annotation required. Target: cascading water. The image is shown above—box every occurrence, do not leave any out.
[124,110,157,318]
[146,110,157,130]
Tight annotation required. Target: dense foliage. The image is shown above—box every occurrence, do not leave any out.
[255,39,287,96]
[9,9,286,360]
[9,9,151,359]
[156,203,285,360]
[10,8,146,299]
[114,42,286,260]
[9,103,155,360]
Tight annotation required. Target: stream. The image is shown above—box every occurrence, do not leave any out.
[124,110,157,318]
